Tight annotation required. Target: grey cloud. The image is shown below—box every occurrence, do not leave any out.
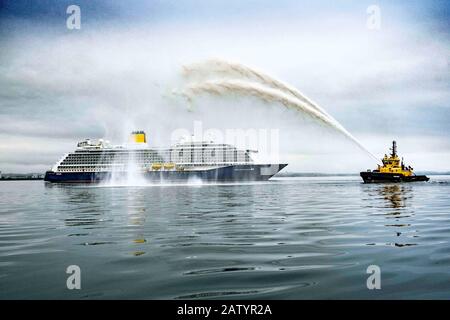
[0,9,449,173]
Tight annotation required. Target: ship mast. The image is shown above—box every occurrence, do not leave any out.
[391,140,397,157]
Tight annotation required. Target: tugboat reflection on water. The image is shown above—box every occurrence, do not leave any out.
[370,183,418,247]
[379,184,411,209]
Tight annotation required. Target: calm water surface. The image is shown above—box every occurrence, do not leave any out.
[1,176,450,299]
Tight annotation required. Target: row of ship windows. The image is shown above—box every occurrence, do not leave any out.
[74,147,245,155]
[56,162,251,171]
[63,158,163,162]
[61,159,251,165]
[74,146,238,152]
[61,158,251,165]
[63,155,250,162]
[67,151,245,158]
[63,153,250,163]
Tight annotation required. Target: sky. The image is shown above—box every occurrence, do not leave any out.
[0,0,449,173]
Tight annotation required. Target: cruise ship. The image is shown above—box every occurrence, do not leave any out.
[44,131,287,183]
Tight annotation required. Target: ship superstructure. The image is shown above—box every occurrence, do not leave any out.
[45,131,287,183]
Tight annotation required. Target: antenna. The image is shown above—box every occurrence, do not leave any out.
[391,140,397,157]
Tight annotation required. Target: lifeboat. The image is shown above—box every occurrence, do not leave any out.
[151,163,162,170]
[163,163,175,170]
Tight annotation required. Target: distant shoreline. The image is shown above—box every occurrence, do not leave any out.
[275,172,450,177]
[1,172,449,181]
[0,178,44,181]
[0,173,45,181]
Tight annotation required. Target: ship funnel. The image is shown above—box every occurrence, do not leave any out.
[129,131,147,144]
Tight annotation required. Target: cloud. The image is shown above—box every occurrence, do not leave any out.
[0,1,449,172]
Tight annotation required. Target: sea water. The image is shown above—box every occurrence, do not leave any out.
[1,176,450,299]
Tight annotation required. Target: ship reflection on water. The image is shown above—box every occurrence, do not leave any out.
[50,179,423,257]
[124,190,149,257]
[363,183,418,247]
[46,183,150,256]
[379,184,412,210]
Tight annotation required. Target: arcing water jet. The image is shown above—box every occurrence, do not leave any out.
[182,79,376,158]
[183,59,335,122]
[181,59,378,161]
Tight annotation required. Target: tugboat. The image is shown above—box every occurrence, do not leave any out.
[360,141,429,183]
